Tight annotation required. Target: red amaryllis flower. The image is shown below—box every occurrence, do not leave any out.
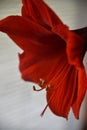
[0,0,87,119]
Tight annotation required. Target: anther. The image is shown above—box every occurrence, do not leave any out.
[33,85,45,91]
[39,78,45,86]
[33,85,36,91]
[46,84,51,91]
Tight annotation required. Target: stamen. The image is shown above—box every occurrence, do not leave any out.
[33,78,52,116]
[33,78,46,91]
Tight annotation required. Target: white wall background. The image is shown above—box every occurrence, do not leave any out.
[0,0,87,130]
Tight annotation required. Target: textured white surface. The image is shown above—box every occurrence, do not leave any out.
[0,0,87,130]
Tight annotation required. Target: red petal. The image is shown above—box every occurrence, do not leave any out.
[22,0,51,29]
[46,66,77,118]
[66,32,84,68]
[0,16,63,56]
[22,0,63,29]
[72,68,87,119]
[66,31,87,119]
